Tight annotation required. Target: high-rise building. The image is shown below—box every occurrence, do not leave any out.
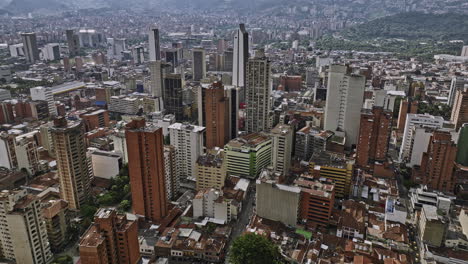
[169,123,205,181]
[399,114,444,163]
[66,29,80,57]
[294,124,332,161]
[417,130,457,193]
[232,24,248,88]
[196,148,227,191]
[164,145,179,200]
[148,27,161,61]
[30,86,57,117]
[0,132,17,169]
[21,32,40,63]
[295,175,335,228]
[125,118,168,221]
[309,152,354,198]
[203,82,230,149]
[163,73,184,120]
[165,49,179,73]
[0,101,14,124]
[51,117,92,210]
[42,43,60,61]
[397,99,418,133]
[450,88,468,130]
[225,133,272,179]
[462,46,468,57]
[224,48,234,72]
[245,49,272,133]
[15,131,40,176]
[448,77,466,107]
[324,65,365,147]
[79,208,140,264]
[456,124,468,166]
[271,124,293,175]
[149,60,167,98]
[132,46,144,64]
[0,189,53,264]
[192,48,206,81]
[356,107,392,168]
[107,38,126,60]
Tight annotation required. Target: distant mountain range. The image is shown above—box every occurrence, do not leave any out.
[2,0,468,17]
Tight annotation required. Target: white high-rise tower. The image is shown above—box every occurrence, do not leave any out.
[232,24,249,88]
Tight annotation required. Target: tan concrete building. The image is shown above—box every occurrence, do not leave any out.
[196,148,227,191]
[0,189,53,264]
[451,88,468,130]
[271,124,293,176]
[51,117,92,210]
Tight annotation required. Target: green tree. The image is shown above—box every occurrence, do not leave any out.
[52,255,73,264]
[229,233,284,264]
[119,199,131,211]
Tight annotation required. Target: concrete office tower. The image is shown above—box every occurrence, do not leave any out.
[132,46,144,64]
[163,73,184,120]
[79,208,140,264]
[0,132,17,169]
[30,86,57,117]
[399,114,444,163]
[192,48,206,81]
[196,148,227,191]
[324,65,365,148]
[51,117,92,210]
[295,125,332,161]
[169,123,205,181]
[204,82,230,149]
[42,43,60,61]
[356,107,393,168]
[125,118,168,222]
[448,77,466,107]
[225,133,272,179]
[397,99,418,133]
[21,32,40,63]
[418,130,458,193]
[165,49,179,72]
[0,189,53,264]
[451,88,468,130]
[149,60,166,98]
[164,145,179,201]
[462,45,468,57]
[15,132,40,176]
[148,27,161,61]
[224,48,234,72]
[107,38,126,60]
[66,29,80,57]
[245,49,272,133]
[456,124,468,166]
[233,24,249,88]
[271,124,293,175]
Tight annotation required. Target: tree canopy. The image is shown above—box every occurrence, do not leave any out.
[229,233,284,264]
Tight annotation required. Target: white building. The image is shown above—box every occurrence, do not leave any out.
[148,27,160,61]
[15,131,40,176]
[169,123,205,181]
[0,189,53,264]
[232,24,248,88]
[111,126,128,164]
[271,124,293,175]
[9,43,24,57]
[448,77,466,107]
[30,86,57,116]
[408,126,434,167]
[0,88,11,101]
[42,43,60,61]
[88,148,122,179]
[399,114,444,163]
[324,65,365,147]
[192,189,240,223]
[0,132,16,170]
[109,96,141,115]
[150,114,175,136]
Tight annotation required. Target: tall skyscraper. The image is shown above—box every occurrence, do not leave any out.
[169,123,205,181]
[165,49,179,73]
[66,29,80,57]
[163,73,184,120]
[0,189,53,264]
[149,60,166,98]
[356,107,393,168]
[204,82,230,149]
[271,124,293,175]
[456,124,468,166]
[450,87,468,130]
[21,32,40,63]
[51,117,92,210]
[448,77,466,107]
[245,49,272,133]
[324,65,365,147]
[148,27,161,61]
[164,145,179,200]
[79,208,140,264]
[397,99,418,133]
[233,24,249,88]
[125,118,168,222]
[418,130,457,193]
[192,48,206,81]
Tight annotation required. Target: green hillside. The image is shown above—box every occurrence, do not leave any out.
[316,12,468,60]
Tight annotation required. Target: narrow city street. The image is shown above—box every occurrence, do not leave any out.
[224,183,255,263]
